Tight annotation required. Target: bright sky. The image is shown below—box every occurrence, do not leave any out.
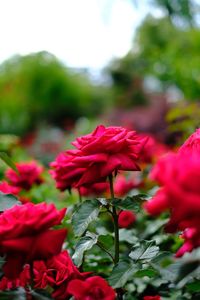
[0,0,151,70]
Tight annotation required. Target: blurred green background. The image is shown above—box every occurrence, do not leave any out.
[0,0,199,144]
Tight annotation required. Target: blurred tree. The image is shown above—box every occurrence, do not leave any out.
[107,14,200,106]
[0,52,109,135]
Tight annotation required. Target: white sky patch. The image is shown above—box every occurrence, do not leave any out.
[0,0,150,69]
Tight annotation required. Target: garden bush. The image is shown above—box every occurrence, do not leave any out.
[0,124,199,299]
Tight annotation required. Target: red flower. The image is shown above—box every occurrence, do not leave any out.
[50,125,147,190]
[0,265,30,290]
[0,181,20,195]
[114,173,139,197]
[143,296,161,300]
[0,202,67,279]
[6,161,44,190]
[67,276,116,300]
[179,128,200,155]
[144,152,200,256]
[50,152,85,191]
[118,210,136,228]
[140,134,169,164]
[34,250,90,300]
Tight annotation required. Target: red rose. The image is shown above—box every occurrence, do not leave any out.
[51,125,147,190]
[0,181,20,195]
[0,202,67,279]
[114,173,139,197]
[0,264,30,290]
[34,250,90,300]
[6,161,44,190]
[143,296,161,300]
[118,210,136,228]
[50,151,85,191]
[140,134,169,164]
[67,276,116,300]
[144,152,200,256]
[179,128,200,155]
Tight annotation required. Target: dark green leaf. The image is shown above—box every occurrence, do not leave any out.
[0,288,27,300]
[108,260,138,288]
[72,232,98,267]
[0,193,21,212]
[0,152,17,172]
[135,268,158,278]
[72,199,101,236]
[129,240,159,262]
[186,280,200,293]
[119,229,138,244]
[111,195,144,212]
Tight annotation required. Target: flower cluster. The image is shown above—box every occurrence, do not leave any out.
[50,125,146,191]
[144,129,200,256]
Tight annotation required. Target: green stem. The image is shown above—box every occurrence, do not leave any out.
[78,189,82,203]
[109,174,119,265]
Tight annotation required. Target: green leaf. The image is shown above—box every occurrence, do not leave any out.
[72,199,101,236]
[111,195,144,212]
[108,260,138,288]
[119,229,138,244]
[72,232,98,267]
[0,287,27,300]
[135,268,158,278]
[0,152,17,172]
[129,240,159,262]
[186,280,200,293]
[0,193,21,212]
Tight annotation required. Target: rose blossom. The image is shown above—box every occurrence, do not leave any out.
[34,250,90,300]
[67,276,116,300]
[6,161,44,190]
[50,125,147,190]
[118,210,136,228]
[114,173,139,197]
[179,128,200,155]
[79,182,109,197]
[0,265,30,290]
[0,202,67,279]
[144,151,200,256]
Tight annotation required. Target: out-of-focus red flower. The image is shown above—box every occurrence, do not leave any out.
[0,181,20,195]
[114,173,139,197]
[50,125,147,190]
[144,150,200,256]
[0,202,67,279]
[67,276,116,300]
[0,265,30,290]
[118,210,136,228]
[179,128,200,155]
[6,161,44,190]
[143,296,161,300]
[139,134,169,164]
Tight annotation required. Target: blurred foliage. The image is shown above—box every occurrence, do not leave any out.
[0,51,110,135]
[108,10,200,106]
[166,102,200,145]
